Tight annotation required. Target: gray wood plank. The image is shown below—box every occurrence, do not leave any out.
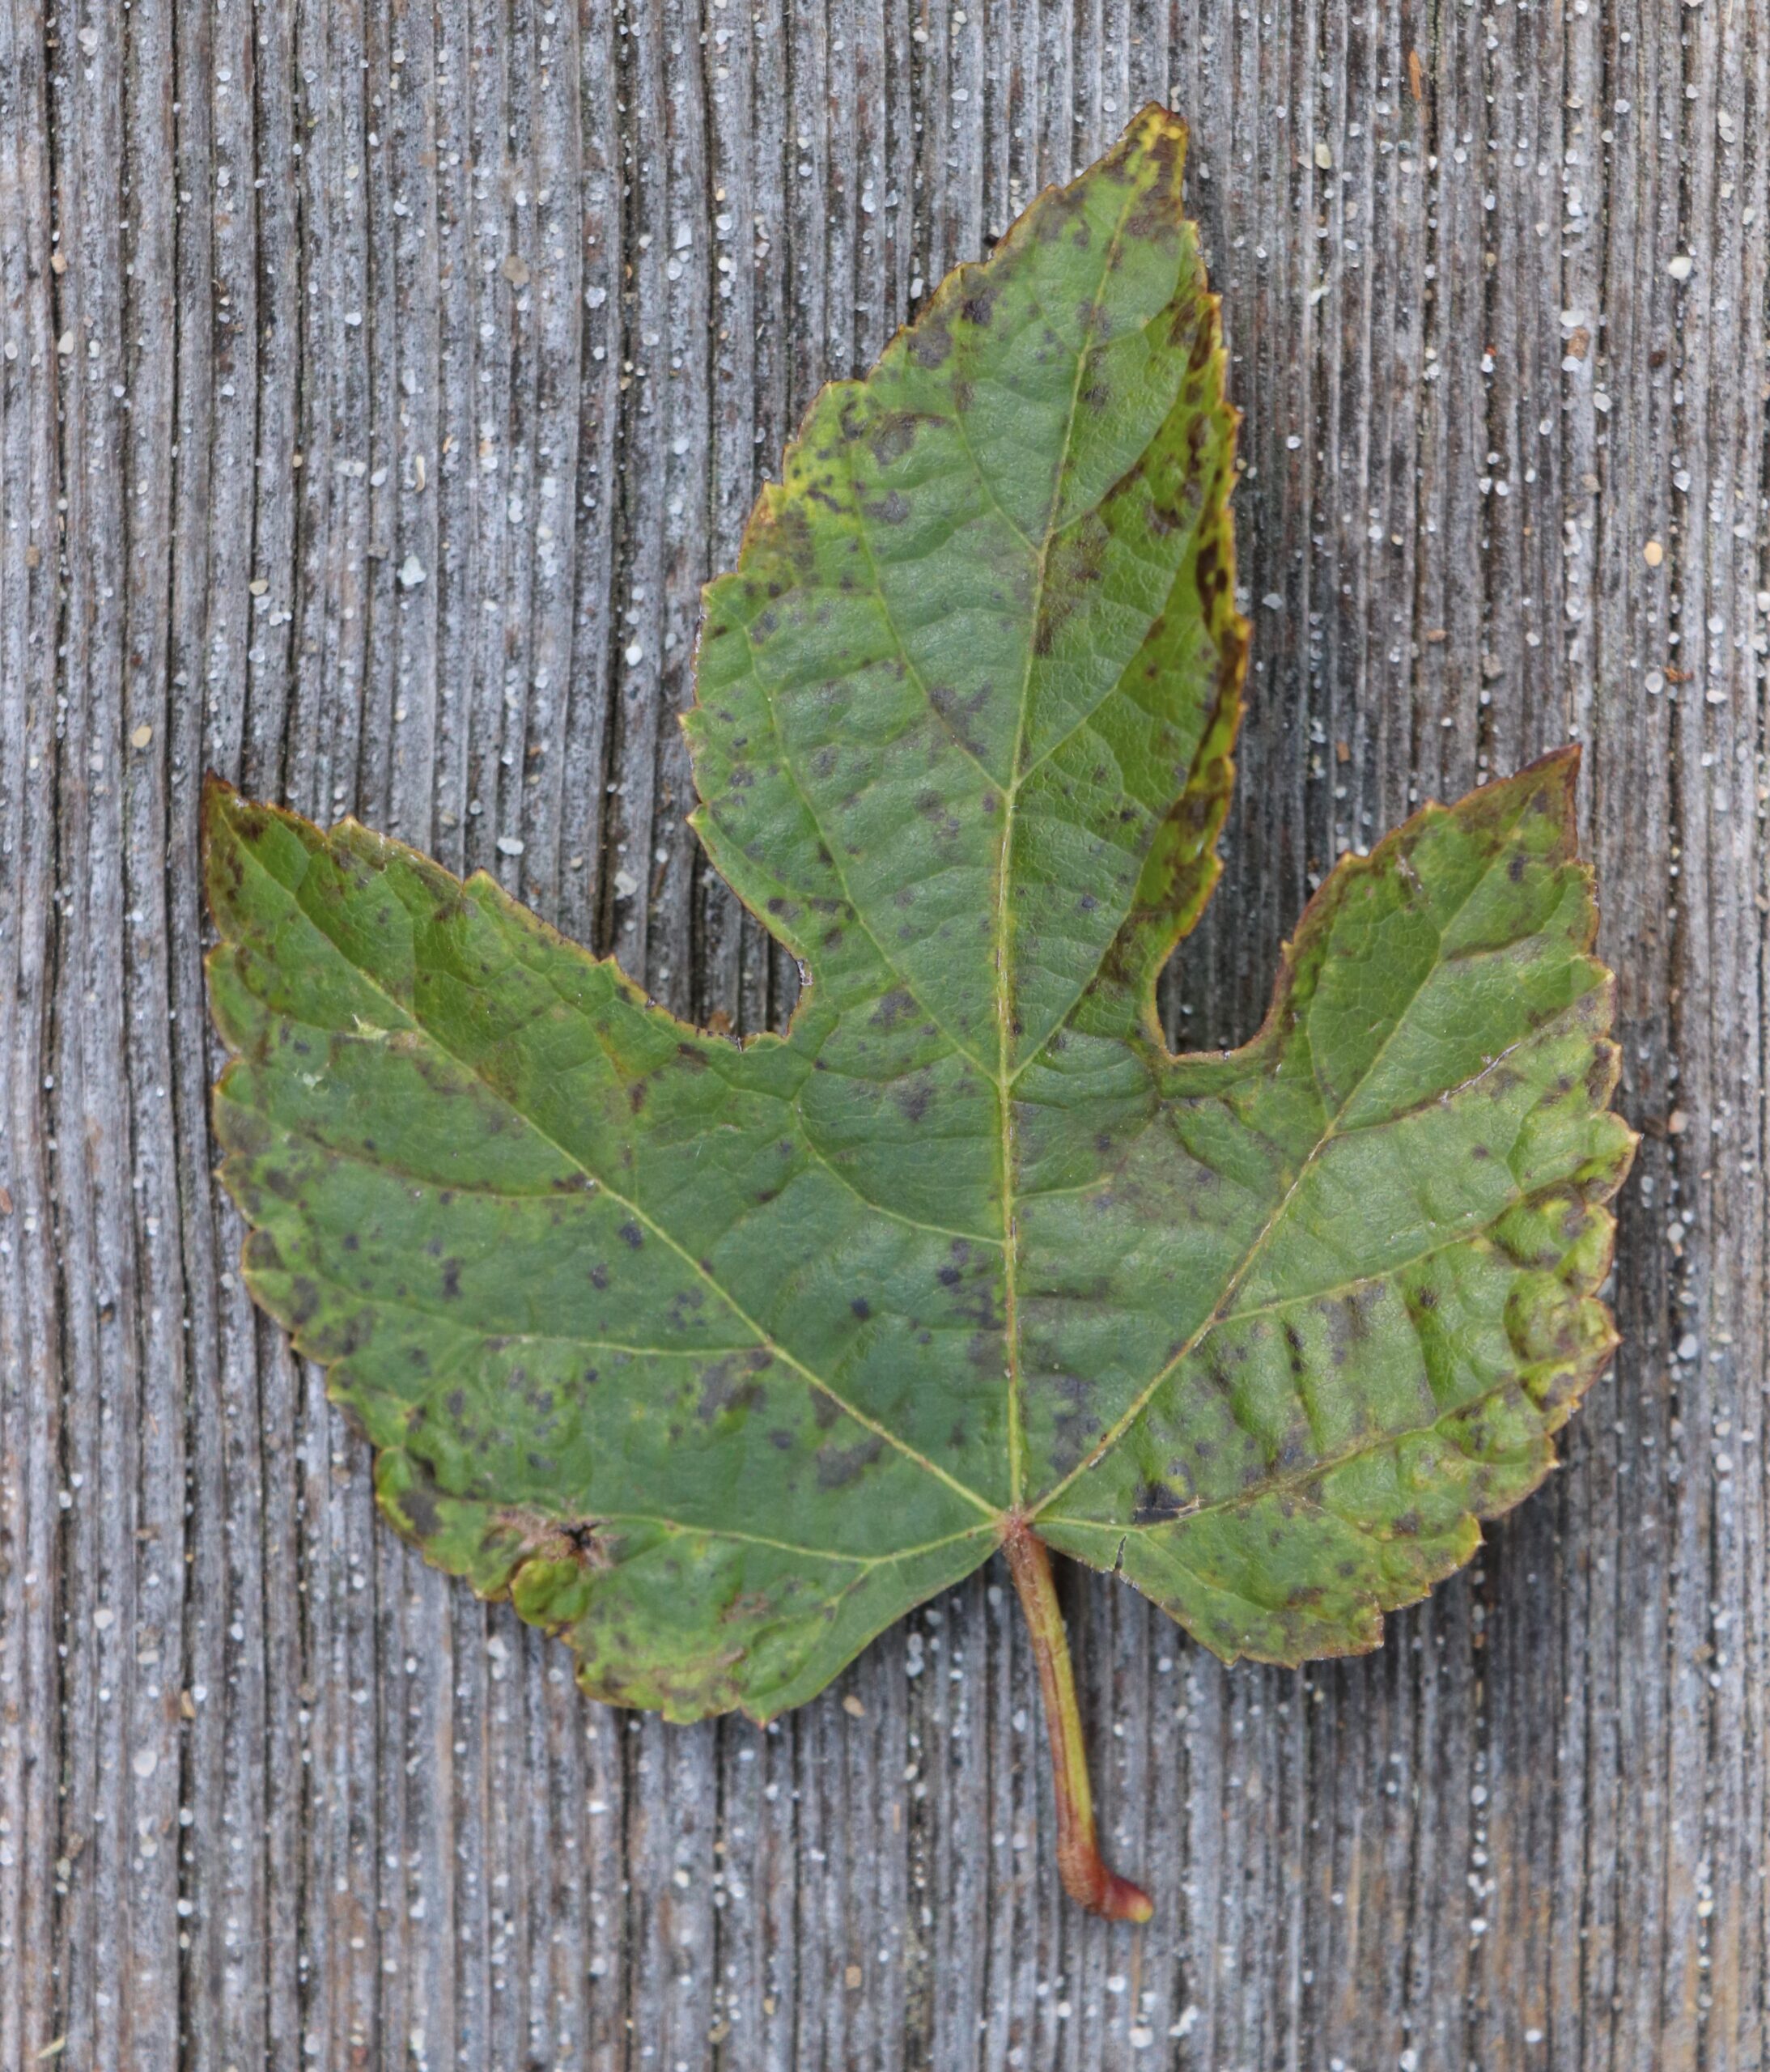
[4,1,1766,2065]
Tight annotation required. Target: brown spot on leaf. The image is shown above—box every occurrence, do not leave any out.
[869,410,923,466]
[697,1357,766,1423]
[398,1475,441,1539]
[501,1505,613,1570]
[894,1072,935,1125]
[815,1436,884,1489]
[1133,1479,1188,1525]
[870,988,916,1031]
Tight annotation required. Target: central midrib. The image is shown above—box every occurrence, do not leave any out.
[994,175,1145,1509]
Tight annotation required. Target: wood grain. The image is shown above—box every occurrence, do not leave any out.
[3,1,1766,2064]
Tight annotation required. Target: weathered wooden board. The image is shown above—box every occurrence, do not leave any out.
[3,0,1766,2065]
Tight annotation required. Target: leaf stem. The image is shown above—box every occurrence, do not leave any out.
[1001,1522,1153,1922]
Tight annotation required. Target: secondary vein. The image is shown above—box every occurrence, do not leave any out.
[234,830,999,1522]
[1027,813,1536,1522]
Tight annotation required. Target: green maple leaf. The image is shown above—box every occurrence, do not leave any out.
[204,108,1634,1919]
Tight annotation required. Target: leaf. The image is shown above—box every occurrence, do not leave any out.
[203,107,1634,1919]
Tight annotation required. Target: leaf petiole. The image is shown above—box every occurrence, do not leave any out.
[1002,1521,1153,1923]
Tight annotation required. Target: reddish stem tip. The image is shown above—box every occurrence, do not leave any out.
[1002,1521,1155,1924]
[1097,1870,1156,1925]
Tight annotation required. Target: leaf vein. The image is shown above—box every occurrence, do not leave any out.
[736,622,997,1083]
[997,167,1147,1507]
[1029,811,1546,1517]
[231,830,998,1521]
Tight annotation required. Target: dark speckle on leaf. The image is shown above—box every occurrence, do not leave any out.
[1133,1479,1190,1525]
[815,1437,884,1490]
[397,1474,440,1540]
